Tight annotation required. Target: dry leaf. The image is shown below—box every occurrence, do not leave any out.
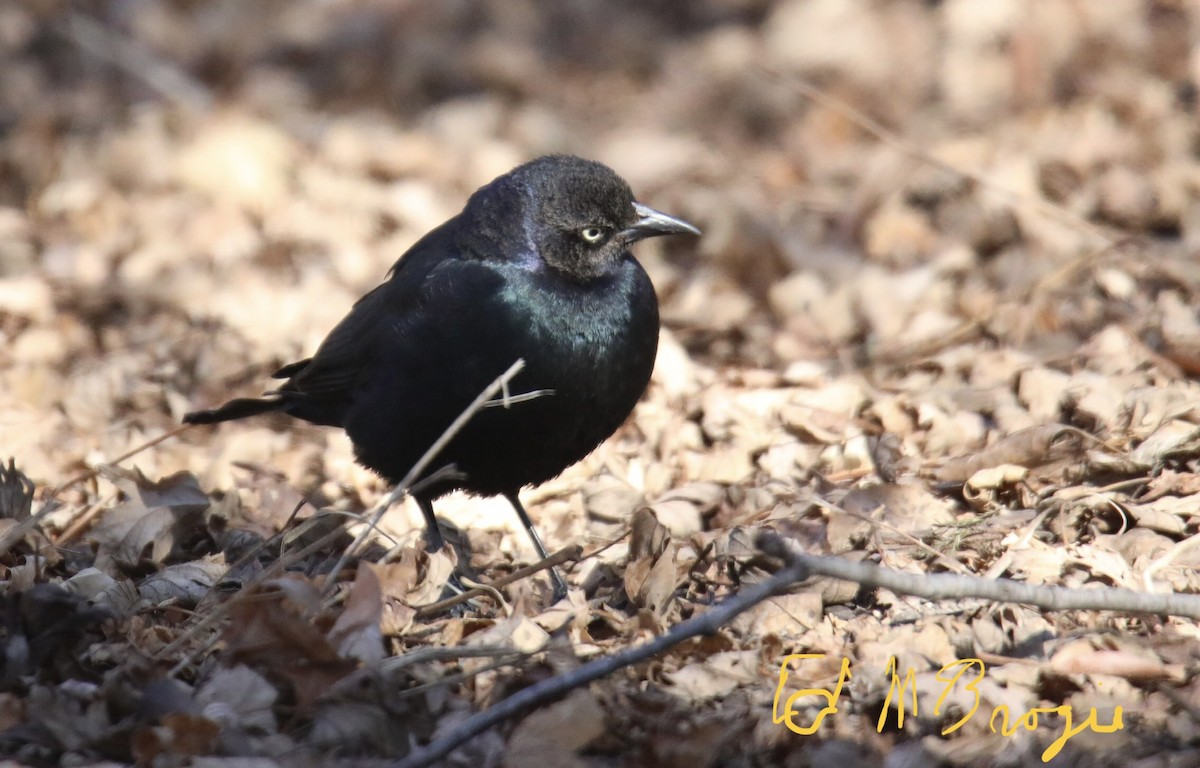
[196,664,278,733]
[504,689,606,768]
[935,424,1085,483]
[665,650,760,703]
[327,561,384,664]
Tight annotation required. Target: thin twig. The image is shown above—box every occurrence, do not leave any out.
[1143,529,1200,593]
[811,496,971,575]
[578,527,632,562]
[1015,239,1132,344]
[391,653,539,704]
[5,424,191,557]
[53,491,118,545]
[37,424,192,515]
[0,500,59,560]
[869,321,984,365]
[456,578,511,617]
[390,531,810,768]
[982,507,1053,581]
[161,519,352,676]
[60,13,213,112]
[484,388,555,408]
[381,645,526,674]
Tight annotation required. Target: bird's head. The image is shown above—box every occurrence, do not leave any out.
[490,155,700,281]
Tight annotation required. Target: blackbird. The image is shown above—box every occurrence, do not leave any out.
[185,155,699,598]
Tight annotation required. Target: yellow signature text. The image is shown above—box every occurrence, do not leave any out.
[772,653,852,735]
[774,655,1123,762]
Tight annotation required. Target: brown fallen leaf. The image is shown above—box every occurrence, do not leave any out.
[1050,643,1181,682]
[665,650,760,704]
[131,712,221,764]
[327,561,384,664]
[196,664,279,733]
[503,689,607,768]
[222,577,356,713]
[933,424,1088,483]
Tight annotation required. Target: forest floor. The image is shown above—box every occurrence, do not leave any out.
[3,2,1200,766]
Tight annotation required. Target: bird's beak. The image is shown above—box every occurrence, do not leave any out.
[622,202,701,243]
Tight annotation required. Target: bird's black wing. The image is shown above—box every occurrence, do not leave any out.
[271,218,460,423]
[277,282,390,399]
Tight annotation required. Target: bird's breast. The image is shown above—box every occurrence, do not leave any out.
[499,262,658,397]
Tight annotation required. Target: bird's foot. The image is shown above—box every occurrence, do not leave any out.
[548,569,569,604]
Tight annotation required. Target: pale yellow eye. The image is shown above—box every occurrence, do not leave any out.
[580,226,606,244]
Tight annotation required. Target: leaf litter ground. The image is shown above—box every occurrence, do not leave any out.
[2,2,1200,766]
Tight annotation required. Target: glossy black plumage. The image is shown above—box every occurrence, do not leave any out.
[185,155,699,597]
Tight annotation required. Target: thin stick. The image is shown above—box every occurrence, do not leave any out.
[577,527,632,562]
[60,13,213,112]
[381,645,526,674]
[982,507,1053,581]
[1143,529,1200,593]
[37,424,193,514]
[810,496,971,575]
[484,389,554,408]
[0,500,60,559]
[162,518,353,676]
[53,492,117,545]
[390,532,810,768]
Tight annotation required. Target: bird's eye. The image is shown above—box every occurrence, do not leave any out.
[580,226,606,244]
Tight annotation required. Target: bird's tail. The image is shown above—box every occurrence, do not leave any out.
[183,394,285,425]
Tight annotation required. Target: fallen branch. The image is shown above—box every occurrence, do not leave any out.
[392,522,1200,767]
[391,531,810,768]
[771,533,1200,619]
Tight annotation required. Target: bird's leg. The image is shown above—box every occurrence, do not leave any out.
[417,495,476,602]
[504,491,569,601]
[416,496,445,553]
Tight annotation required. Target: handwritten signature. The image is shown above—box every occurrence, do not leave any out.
[772,654,1123,762]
